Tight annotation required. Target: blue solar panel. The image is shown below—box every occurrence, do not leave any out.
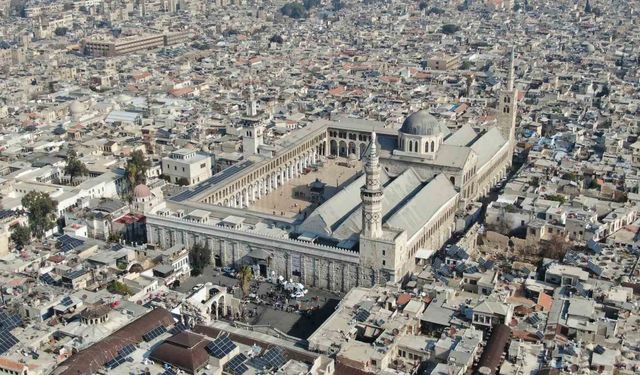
[206,335,236,358]
[169,322,187,334]
[40,273,57,285]
[248,356,269,370]
[64,269,87,280]
[162,369,178,375]
[57,235,85,252]
[354,308,370,322]
[142,325,167,342]
[61,296,73,306]
[0,330,19,355]
[226,353,249,375]
[171,160,254,202]
[118,344,136,357]
[0,312,22,331]
[263,347,286,368]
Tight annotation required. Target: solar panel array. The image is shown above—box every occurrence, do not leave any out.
[40,273,57,285]
[57,235,85,252]
[118,344,136,357]
[263,347,286,368]
[171,160,254,202]
[61,296,73,306]
[354,308,370,322]
[0,312,22,331]
[206,335,236,358]
[0,331,19,355]
[169,322,187,335]
[225,353,249,375]
[247,347,287,371]
[104,344,137,369]
[142,325,167,342]
[64,269,87,280]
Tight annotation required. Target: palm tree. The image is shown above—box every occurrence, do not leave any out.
[239,266,253,297]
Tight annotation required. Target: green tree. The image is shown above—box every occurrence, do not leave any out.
[64,150,89,184]
[22,191,57,239]
[280,2,307,18]
[302,0,320,10]
[10,225,31,250]
[239,265,253,297]
[441,24,460,35]
[176,177,190,186]
[584,0,591,13]
[54,27,68,36]
[108,280,133,295]
[418,1,428,10]
[125,150,151,188]
[189,243,211,276]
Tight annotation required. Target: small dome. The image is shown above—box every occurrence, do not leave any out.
[133,184,151,198]
[69,101,85,115]
[400,110,446,136]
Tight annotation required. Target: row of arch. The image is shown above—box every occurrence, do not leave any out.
[329,139,368,158]
[201,136,327,208]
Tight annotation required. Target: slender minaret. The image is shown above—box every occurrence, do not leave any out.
[246,83,257,117]
[497,46,518,160]
[361,132,383,239]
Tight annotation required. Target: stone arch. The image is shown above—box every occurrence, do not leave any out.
[348,142,356,155]
[359,142,367,158]
[330,139,337,155]
[338,140,347,157]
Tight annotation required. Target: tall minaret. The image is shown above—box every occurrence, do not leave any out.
[246,83,257,117]
[361,132,383,239]
[497,46,518,160]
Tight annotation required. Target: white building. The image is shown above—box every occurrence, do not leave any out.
[161,148,212,185]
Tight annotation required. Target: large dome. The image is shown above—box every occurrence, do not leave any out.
[400,110,446,136]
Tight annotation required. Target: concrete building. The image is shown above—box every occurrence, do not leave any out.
[161,148,212,186]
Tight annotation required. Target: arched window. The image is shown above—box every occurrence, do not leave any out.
[431,141,435,152]
[425,141,429,152]
[409,141,413,152]
[450,176,456,185]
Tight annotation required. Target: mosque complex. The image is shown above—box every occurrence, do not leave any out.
[143,53,518,292]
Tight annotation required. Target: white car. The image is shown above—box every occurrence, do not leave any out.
[290,291,305,299]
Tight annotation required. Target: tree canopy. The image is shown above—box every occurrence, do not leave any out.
[10,225,30,250]
[54,27,68,36]
[441,24,460,35]
[64,149,89,184]
[239,265,253,297]
[281,2,307,19]
[21,191,57,238]
[125,150,151,188]
[108,280,133,295]
[189,243,211,276]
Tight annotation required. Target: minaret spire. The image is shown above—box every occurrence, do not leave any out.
[507,46,515,91]
[361,132,383,238]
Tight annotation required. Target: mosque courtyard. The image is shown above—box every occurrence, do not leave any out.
[250,157,363,219]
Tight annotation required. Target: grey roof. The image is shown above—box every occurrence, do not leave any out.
[332,168,425,239]
[400,110,450,137]
[298,173,369,237]
[470,127,507,168]
[385,174,457,239]
[444,124,478,146]
[431,144,473,168]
